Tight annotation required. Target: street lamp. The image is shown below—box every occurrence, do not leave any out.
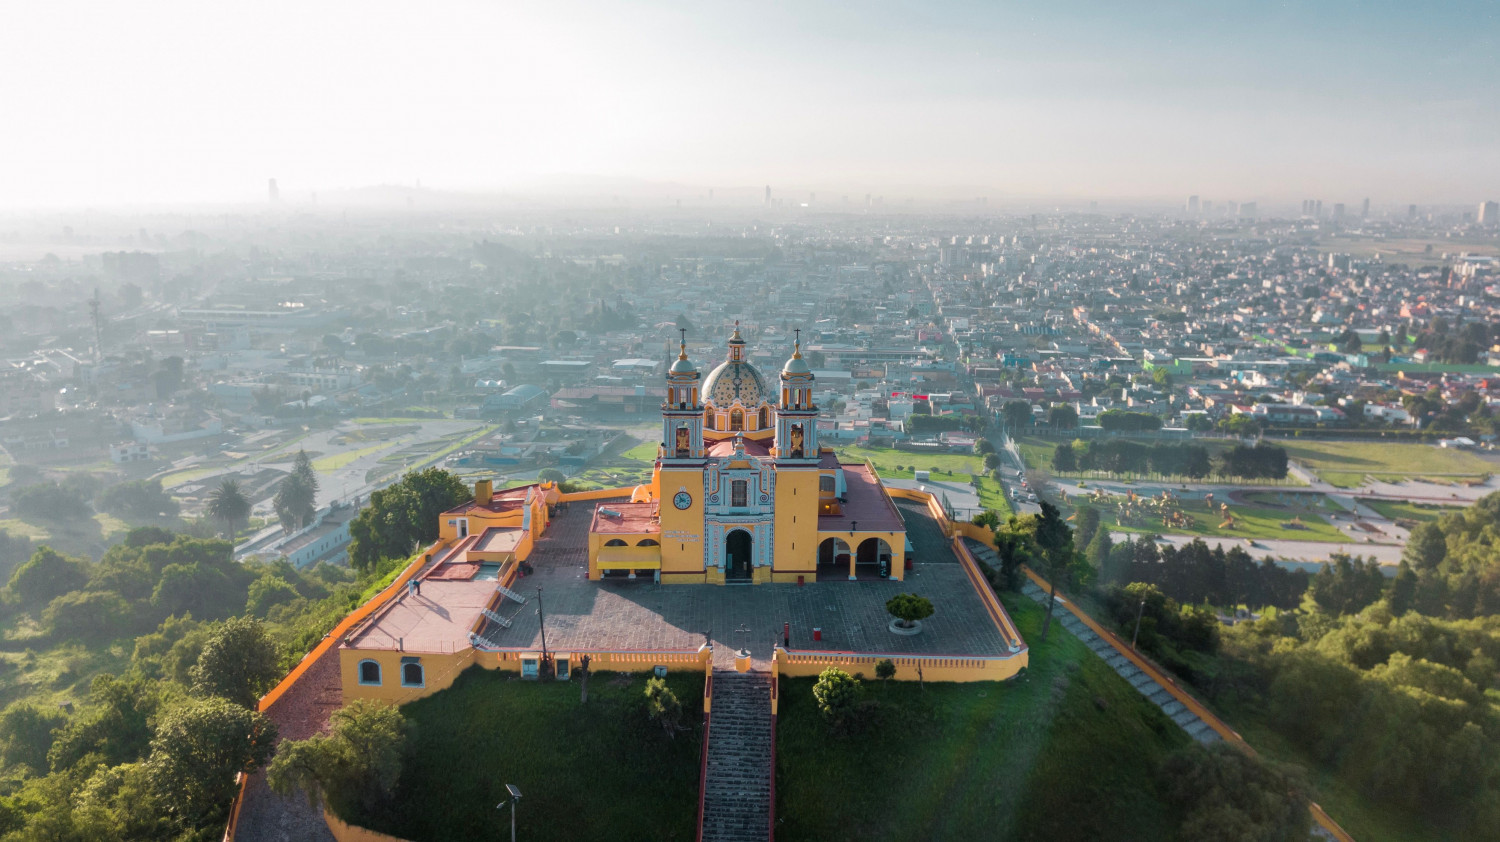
[497,783,522,842]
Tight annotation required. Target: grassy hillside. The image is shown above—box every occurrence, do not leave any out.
[775,596,1187,842]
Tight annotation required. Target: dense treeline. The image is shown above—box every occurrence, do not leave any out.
[1090,533,1310,611]
[1096,410,1162,432]
[1085,493,1500,840]
[1216,443,1289,479]
[1049,440,1288,480]
[0,508,429,839]
[1052,440,1212,477]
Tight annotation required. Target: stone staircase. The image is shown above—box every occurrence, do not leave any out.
[700,671,773,842]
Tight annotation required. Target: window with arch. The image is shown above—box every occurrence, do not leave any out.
[604,538,628,546]
[402,661,425,688]
[730,409,744,431]
[819,475,836,494]
[731,480,748,507]
[358,660,382,686]
[637,539,660,546]
[705,411,717,431]
[758,406,770,429]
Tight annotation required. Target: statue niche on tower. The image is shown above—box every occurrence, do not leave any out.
[789,424,804,458]
[675,425,691,459]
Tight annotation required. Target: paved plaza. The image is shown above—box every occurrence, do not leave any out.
[470,499,1013,668]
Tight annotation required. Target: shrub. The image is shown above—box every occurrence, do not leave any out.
[644,677,683,738]
[885,593,934,628]
[874,659,896,684]
[812,668,862,730]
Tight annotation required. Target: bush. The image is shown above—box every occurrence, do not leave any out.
[874,659,896,683]
[885,593,934,628]
[812,668,862,730]
[645,677,683,738]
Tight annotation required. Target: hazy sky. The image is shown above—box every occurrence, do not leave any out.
[2,0,1497,208]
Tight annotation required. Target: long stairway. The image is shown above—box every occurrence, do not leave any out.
[700,671,773,842]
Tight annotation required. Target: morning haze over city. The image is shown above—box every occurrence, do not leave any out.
[0,3,1497,842]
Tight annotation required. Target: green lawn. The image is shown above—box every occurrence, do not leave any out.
[776,595,1187,842]
[619,440,661,463]
[311,441,402,473]
[1101,503,1348,542]
[1273,439,1494,488]
[354,667,702,842]
[836,445,984,478]
[1362,500,1457,525]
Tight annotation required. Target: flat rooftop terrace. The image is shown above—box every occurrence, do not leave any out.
[347,498,1019,668]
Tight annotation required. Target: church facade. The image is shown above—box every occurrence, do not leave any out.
[587,325,908,584]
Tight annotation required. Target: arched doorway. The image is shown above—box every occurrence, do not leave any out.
[856,537,893,579]
[725,529,752,581]
[817,537,850,581]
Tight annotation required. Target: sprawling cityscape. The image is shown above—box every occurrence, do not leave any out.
[2,2,1499,841]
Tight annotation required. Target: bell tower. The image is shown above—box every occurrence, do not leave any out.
[774,330,818,461]
[662,329,704,462]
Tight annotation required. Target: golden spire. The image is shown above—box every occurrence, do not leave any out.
[792,328,802,359]
[678,328,688,360]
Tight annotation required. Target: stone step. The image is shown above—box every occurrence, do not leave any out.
[701,671,774,842]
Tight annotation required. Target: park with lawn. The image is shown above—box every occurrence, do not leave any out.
[834,444,1012,518]
[1271,438,1495,487]
[1095,499,1348,542]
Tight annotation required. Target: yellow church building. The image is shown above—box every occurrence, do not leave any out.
[586,324,908,585]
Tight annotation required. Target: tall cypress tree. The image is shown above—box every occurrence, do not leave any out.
[273,450,320,532]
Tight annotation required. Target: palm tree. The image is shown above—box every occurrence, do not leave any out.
[207,478,251,539]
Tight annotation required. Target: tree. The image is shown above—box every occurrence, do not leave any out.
[147,697,276,826]
[0,702,66,773]
[975,438,995,455]
[885,593,934,629]
[190,616,281,708]
[266,699,407,815]
[644,677,683,738]
[1051,442,1077,472]
[206,478,251,538]
[1048,404,1079,430]
[812,668,862,730]
[1001,400,1033,430]
[48,674,160,771]
[1032,501,1075,642]
[537,468,567,484]
[1085,526,1114,577]
[874,659,896,684]
[1403,522,1447,570]
[6,546,88,604]
[44,590,132,643]
[11,482,78,521]
[348,468,471,573]
[1389,561,1418,615]
[1159,743,1310,842]
[98,478,180,521]
[273,450,319,533]
[983,452,1001,471]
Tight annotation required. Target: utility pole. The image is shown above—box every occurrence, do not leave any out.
[536,587,548,662]
[88,288,103,364]
[1131,597,1146,650]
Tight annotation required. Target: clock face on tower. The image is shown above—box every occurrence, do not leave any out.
[673,491,692,510]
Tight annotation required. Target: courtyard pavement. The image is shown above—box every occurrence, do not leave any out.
[476,499,1012,669]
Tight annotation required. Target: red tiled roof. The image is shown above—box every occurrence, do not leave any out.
[706,438,771,457]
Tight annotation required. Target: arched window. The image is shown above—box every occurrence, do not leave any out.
[358,660,382,686]
[730,409,744,431]
[604,538,628,546]
[705,411,716,430]
[637,539,660,546]
[758,406,770,429]
[402,661,425,687]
